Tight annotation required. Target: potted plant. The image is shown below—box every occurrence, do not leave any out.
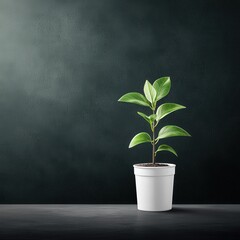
[118,77,191,211]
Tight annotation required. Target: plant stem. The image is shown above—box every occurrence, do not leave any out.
[152,109,155,165]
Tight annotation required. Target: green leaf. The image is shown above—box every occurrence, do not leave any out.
[137,112,156,124]
[155,144,178,156]
[153,77,171,101]
[137,112,151,124]
[143,80,156,104]
[157,125,191,140]
[118,92,150,107]
[149,114,156,122]
[156,103,186,121]
[129,132,152,148]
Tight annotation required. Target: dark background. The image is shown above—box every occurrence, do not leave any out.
[0,0,239,204]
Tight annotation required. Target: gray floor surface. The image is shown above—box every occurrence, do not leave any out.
[0,204,239,240]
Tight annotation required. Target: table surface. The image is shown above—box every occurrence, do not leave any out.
[0,204,239,240]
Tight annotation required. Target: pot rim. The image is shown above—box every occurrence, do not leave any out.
[133,163,176,169]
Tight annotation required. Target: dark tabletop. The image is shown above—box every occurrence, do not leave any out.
[0,204,239,240]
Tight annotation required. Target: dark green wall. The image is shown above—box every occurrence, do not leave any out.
[0,0,239,203]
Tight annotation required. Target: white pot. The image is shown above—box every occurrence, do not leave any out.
[133,163,176,211]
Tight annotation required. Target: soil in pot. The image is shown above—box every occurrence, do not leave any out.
[135,163,169,167]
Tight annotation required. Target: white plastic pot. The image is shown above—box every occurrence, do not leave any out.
[133,163,176,211]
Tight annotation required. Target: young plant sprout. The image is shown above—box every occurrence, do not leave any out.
[118,77,191,165]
